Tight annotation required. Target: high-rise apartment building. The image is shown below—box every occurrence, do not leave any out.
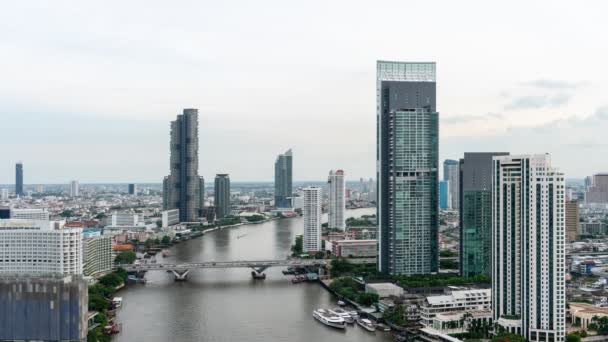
[444,159,460,209]
[303,187,322,252]
[585,173,608,204]
[128,183,137,195]
[274,149,293,208]
[15,162,23,196]
[492,154,565,341]
[566,200,580,242]
[214,174,231,219]
[70,180,79,197]
[459,152,508,277]
[163,108,204,222]
[83,235,112,276]
[377,60,439,275]
[327,170,346,230]
[1,189,8,201]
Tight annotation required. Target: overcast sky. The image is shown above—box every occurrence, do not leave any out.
[1,0,607,183]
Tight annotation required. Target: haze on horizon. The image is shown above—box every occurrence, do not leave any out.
[1,0,607,184]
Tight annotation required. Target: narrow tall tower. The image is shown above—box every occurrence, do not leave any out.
[444,159,460,209]
[274,149,293,209]
[377,60,438,275]
[327,170,345,230]
[214,174,230,219]
[492,154,565,341]
[303,187,322,252]
[69,180,79,197]
[162,108,204,222]
[15,162,23,196]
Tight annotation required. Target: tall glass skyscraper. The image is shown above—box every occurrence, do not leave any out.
[163,108,204,222]
[274,149,293,209]
[377,61,438,275]
[444,159,460,209]
[459,152,508,277]
[15,162,23,196]
[214,174,231,219]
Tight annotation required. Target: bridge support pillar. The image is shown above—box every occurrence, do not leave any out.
[250,266,268,280]
[171,269,190,281]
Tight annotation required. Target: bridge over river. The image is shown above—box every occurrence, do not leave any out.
[117,258,377,280]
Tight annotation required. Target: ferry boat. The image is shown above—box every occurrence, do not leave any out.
[328,308,355,324]
[312,309,346,329]
[337,300,346,306]
[356,318,376,332]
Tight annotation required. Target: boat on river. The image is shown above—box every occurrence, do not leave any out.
[312,309,346,329]
[356,318,376,332]
[328,307,355,324]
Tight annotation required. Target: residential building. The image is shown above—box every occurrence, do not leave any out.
[111,213,143,227]
[327,169,346,230]
[492,154,565,341]
[162,209,180,227]
[70,180,79,197]
[0,275,88,342]
[420,288,492,331]
[580,222,607,235]
[586,173,608,204]
[377,60,439,275]
[566,200,579,242]
[0,220,83,275]
[274,149,293,208]
[439,180,450,209]
[330,239,377,257]
[444,159,460,210]
[128,183,137,195]
[83,235,112,276]
[163,108,204,222]
[303,187,322,252]
[214,174,231,219]
[15,162,23,196]
[1,189,8,201]
[9,208,50,221]
[459,152,509,277]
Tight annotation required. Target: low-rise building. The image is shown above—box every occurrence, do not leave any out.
[365,282,404,298]
[569,303,608,330]
[420,289,491,329]
[331,239,377,257]
[162,209,180,227]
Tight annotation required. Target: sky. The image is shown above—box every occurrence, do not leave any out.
[1,0,607,183]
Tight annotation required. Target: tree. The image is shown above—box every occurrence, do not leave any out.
[145,238,154,248]
[245,214,265,223]
[291,235,303,256]
[60,210,73,217]
[114,251,136,265]
[591,316,608,335]
[161,235,171,245]
[156,220,162,228]
[566,333,581,342]
[357,292,379,306]
[383,304,407,326]
[314,251,325,259]
[492,332,525,342]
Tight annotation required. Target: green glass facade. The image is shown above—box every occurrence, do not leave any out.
[460,190,492,276]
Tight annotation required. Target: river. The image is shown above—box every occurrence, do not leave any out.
[114,208,392,342]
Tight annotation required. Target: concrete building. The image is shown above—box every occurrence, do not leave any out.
[69,180,79,197]
[0,274,88,342]
[274,149,293,209]
[327,169,346,230]
[162,209,180,227]
[580,222,607,235]
[303,187,322,252]
[377,60,439,275]
[586,173,608,204]
[15,162,23,196]
[330,239,377,257]
[420,289,492,331]
[459,152,509,278]
[83,235,112,276]
[365,283,404,298]
[439,180,450,210]
[492,154,565,341]
[163,108,205,222]
[569,303,608,330]
[111,213,143,227]
[128,183,137,195]
[214,174,231,219]
[444,159,460,210]
[9,208,50,221]
[566,200,580,242]
[0,220,83,275]
[0,189,8,201]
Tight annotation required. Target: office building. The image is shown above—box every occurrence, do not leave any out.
[492,154,565,341]
[0,189,8,201]
[15,162,23,196]
[377,60,439,275]
[0,274,88,342]
[444,159,460,209]
[199,176,205,207]
[327,169,346,230]
[459,152,508,277]
[214,174,231,219]
[69,180,79,197]
[303,187,322,252]
[274,149,293,208]
[8,208,50,221]
[566,200,580,242]
[111,213,143,227]
[128,183,137,195]
[163,108,204,222]
[162,209,180,227]
[439,180,450,209]
[83,235,112,276]
[0,207,9,219]
[0,220,83,275]
[331,239,377,257]
[585,173,608,204]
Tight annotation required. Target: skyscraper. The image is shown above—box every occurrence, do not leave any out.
[444,159,460,209]
[566,200,579,242]
[303,187,322,252]
[377,60,438,275]
[492,154,565,341]
[585,173,608,203]
[162,108,204,222]
[274,149,293,208]
[439,180,450,209]
[69,180,79,197]
[327,170,345,230]
[214,174,230,219]
[15,162,23,196]
[459,152,508,277]
[128,183,137,195]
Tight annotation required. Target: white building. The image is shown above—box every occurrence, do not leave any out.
[303,187,322,252]
[0,189,8,201]
[111,213,143,227]
[492,154,565,342]
[70,180,79,197]
[162,209,180,227]
[420,289,492,328]
[0,220,83,275]
[327,170,346,230]
[10,208,50,221]
[83,235,112,276]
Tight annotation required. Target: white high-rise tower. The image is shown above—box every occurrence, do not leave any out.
[303,187,322,252]
[327,170,346,230]
[492,154,565,341]
[70,180,79,197]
